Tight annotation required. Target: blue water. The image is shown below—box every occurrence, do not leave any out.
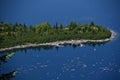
[0,0,120,80]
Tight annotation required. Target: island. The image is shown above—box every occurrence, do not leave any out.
[0,21,116,52]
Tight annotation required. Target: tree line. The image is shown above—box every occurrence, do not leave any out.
[0,21,111,49]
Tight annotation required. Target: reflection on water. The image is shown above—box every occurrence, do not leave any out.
[0,41,120,80]
[0,42,108,54]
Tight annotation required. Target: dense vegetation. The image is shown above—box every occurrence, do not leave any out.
[0,21,111,49]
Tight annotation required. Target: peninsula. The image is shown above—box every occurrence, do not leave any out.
[0,21,115,52]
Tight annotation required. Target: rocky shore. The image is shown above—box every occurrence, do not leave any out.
[0,30,116,52]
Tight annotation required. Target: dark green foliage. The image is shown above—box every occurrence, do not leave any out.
[90,21,95,26]
[0,21,111,49]
[67,21,77,30]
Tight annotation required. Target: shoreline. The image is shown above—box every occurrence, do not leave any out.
[0,30,116,52]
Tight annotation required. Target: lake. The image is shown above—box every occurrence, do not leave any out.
[0,0,120,80]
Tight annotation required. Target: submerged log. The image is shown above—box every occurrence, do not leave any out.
[0,70,18,80]
[0,52,15,62]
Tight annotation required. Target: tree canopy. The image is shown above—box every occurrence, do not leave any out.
[0,21,111,49]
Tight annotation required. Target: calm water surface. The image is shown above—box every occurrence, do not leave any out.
[0,0,120,80]
[0,37,120,80]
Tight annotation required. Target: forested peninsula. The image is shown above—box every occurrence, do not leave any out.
[0,21,113,52]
